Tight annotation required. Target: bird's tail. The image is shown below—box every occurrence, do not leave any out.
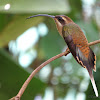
[86,65,98,97]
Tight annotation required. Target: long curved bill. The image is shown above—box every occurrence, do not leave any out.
[27,14,55,19]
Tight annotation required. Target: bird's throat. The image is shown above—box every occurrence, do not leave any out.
[55,20,63,37]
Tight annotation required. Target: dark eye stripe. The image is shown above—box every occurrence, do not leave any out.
[58,17,63,21]
[55,16,65,25]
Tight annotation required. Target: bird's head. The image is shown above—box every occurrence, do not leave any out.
[27,14,73,37]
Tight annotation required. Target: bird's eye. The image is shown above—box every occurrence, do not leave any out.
[58,17,63,21]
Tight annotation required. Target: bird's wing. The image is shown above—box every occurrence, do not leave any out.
[62,23,96,71]
[62,23,98,97]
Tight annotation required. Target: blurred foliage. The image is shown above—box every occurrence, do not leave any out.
[0,0,100,100]
[0,49,44,100]
[0,0,70,14]
[0,15,44,47]
[68,0,82,18]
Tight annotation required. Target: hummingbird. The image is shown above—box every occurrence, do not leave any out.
[27,14,98,97]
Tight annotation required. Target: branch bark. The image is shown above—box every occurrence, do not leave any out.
[10,39,100,100]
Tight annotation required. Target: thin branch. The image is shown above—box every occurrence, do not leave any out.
[10,39,100,100]
[88,39,100,46]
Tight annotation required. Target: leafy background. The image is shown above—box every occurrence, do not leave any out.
[0,0,100,100]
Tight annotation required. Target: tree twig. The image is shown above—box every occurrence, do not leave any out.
[10,39,100,100]
[88,39,100,46]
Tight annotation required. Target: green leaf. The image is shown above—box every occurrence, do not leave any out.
[0,0,70,14]
[0,48,45,100]
[0,15,44,47]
